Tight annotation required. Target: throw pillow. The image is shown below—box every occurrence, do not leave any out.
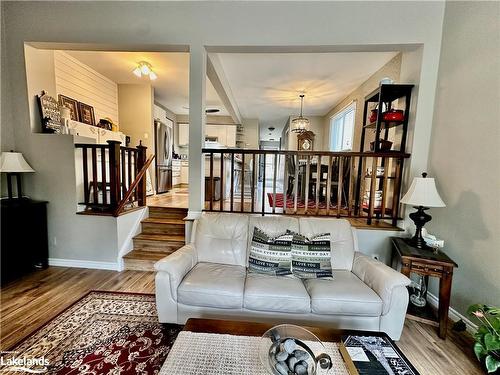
[248,227,293,276]
[291,232,333,278]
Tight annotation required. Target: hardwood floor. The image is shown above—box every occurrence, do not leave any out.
[0,267,483,374]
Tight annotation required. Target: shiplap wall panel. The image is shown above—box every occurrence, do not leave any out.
[54,51,119,123]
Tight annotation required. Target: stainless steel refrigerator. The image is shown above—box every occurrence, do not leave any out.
[154,120,173,194]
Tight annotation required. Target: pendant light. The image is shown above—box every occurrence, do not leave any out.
[291,94,310,133]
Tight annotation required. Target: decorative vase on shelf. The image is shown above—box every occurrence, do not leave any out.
[410,274,427,307]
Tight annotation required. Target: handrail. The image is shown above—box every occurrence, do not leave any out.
[113,154,155,217]
[202,148,411,158]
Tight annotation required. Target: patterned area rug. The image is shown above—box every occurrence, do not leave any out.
[4,291,182,374]
[267,192,336,209]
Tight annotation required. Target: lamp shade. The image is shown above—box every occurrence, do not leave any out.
[401,174,445,207]
[0,152,35,173]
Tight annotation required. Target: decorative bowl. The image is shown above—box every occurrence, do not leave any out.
[382,109,404,122]
[370,139,393,151]
[259,324,332,375]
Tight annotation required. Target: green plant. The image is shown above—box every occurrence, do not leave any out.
[468,304,500,373]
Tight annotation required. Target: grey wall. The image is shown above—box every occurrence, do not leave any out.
[427,1,500,315]
[1,1,446,262]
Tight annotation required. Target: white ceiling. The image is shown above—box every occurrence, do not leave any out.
[217,52,398,140]
[65,51,229,116]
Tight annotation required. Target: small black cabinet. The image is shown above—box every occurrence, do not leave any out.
[1,199,49,284]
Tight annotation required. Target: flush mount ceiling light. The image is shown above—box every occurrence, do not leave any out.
[291,94,310,133]
[133,61,157,80]
[268,127,275,131]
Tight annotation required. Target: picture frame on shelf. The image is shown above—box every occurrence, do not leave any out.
[58,94,79,121]
[78,102,95,126]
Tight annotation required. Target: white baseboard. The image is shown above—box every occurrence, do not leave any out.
[426,292,478,334]
[48,258,120,271]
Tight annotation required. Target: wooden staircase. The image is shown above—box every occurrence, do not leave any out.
[123,207,188,271]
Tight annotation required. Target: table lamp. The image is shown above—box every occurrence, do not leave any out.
[0,151,35,200]
[400,172,445,249]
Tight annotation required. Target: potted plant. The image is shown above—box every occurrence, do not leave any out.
[468,304,500,373]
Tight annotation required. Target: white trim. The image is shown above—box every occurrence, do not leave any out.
[48,258,120,271]
[426,292,478,334]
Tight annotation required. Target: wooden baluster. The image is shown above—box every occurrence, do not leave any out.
[392,158,403,226]
[82,148,89,205]
[209,152,214,211]
[282,155,288,215]
[133,151,138,202]
[315,155,321,215]
[107,140,122,212]
[261,153,266,215]
[220,153,224,212]
[272,153,278,214]
[251,154,256,213]
[127,150,132,201]
[101,146,107,205]
[293,154,299,214]
[381,157,389,218]
[348,156,355,217]
[337,156,344,218]
[367,156,378,225]
[326,155,332,215]
[136,142,147,207]
[91,147,98,205]
[121,148,126,200]
[358,157,367,218]
[240,153,245,212]
[230,152,235,212]
[304,155,310,213]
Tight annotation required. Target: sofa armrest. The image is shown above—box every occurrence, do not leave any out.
[154,243,198,301]
[352,251,411,314]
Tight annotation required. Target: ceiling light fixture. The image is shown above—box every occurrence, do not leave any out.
[291,94,310,133]
[133,61,157,80]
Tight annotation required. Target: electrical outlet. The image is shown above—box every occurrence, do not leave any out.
[372,254,380,261]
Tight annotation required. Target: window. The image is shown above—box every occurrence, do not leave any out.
[330,102,356,151]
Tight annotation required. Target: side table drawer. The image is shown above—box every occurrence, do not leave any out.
[411,262,444,277]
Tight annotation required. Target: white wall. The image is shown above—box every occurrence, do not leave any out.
[1,0,447,262]
[54,51,119,123]
[426,1,500,316]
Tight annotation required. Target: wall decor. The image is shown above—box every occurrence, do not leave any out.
[58,94,79,122]
[78,102,95,126]
[38,91,62,133]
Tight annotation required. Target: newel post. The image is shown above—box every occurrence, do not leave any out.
[136,141,147,207]
[107,140,122,211]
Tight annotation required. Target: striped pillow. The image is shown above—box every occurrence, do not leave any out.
[291,233,333,278]
[248,227,293,276]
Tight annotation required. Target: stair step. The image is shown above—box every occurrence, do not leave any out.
[133,233,185,252]
[148,206,188,219]
[123,250,171,271]
[141,217,185,235]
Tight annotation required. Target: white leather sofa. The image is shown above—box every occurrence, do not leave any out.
[155,213,411,340]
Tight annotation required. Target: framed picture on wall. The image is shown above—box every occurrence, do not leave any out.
[58,94,79,121]
[78,102,95,126]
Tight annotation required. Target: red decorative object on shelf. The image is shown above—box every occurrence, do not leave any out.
[382,109,404,122]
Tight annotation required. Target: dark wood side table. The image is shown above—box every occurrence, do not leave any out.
[0,198,49,285]
[391,237,458,339]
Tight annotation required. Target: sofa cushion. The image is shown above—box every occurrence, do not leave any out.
[247,215,300,266]
[304,271,382,316]
[194,213,249,266]
[244,273,310,313]
[248,228,293,276]
[178,262,246,309]
[299,218,355,271]
[291,232,333,279]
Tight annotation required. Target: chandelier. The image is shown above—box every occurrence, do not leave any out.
[291,94,310,133]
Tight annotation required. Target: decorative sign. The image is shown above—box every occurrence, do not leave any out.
[37,91,62,134]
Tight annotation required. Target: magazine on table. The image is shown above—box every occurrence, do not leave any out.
[339,334,420,375]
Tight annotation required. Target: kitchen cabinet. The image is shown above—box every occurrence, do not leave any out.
[180,161,189,185]
[179,123,189,146]
[172,160,181,186]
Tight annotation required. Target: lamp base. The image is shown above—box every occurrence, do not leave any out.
[407,206,432,249]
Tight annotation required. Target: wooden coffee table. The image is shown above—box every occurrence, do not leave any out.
[182,318,419,374]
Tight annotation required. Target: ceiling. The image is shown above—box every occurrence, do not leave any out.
[216,52,399,140]
[65,51,229,116]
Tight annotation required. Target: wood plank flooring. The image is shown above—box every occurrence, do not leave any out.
[0,267,483,374]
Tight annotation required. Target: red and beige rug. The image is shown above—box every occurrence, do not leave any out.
[4,291,182,374]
